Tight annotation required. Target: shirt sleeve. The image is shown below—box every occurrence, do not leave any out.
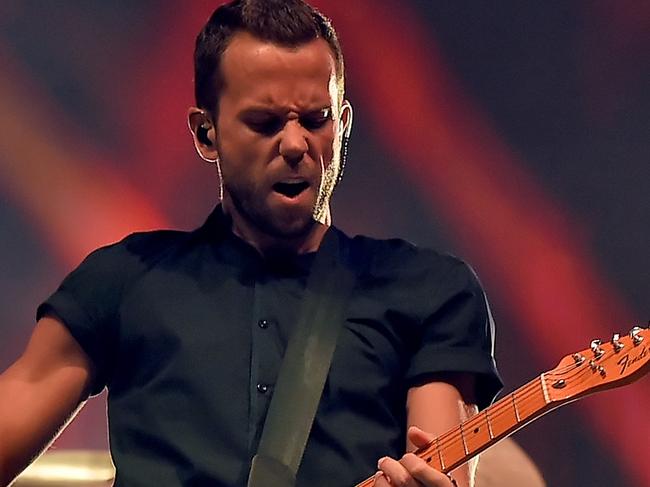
[405,257,503,409]
[36,242,129,396]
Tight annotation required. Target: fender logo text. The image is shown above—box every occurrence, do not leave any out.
[617,345,648,375]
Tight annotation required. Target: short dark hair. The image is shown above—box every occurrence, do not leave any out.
[194,0,345,116]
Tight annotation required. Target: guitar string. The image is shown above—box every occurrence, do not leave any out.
[430,379,541,457]
[430,367,585,462]
[429,355,610,460]
[433,358,607,458]
[356,352,619,486]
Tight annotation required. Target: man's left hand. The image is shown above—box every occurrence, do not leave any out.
[373,427,459,487]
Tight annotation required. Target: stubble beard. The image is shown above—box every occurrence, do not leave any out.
[217,149,340,243]
[226,184,317,240]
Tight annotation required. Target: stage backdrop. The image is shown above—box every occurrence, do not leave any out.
[1,2,648,486]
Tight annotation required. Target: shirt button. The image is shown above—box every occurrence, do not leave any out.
[257,383,269,394]
[258,319,270,329]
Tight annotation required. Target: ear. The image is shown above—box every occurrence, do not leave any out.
[187,107,219,163]
[339,99,353,138]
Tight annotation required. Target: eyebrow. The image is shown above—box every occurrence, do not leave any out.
[240,105,332,118]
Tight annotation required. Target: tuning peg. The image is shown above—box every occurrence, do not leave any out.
[630,327,644,346]
[590,339,605,358]
[611,333,624,353]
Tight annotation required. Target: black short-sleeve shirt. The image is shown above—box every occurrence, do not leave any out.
[37,207,502,487]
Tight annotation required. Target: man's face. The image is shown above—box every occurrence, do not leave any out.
[214,32,344,239]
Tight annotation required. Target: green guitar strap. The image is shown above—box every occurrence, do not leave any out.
[247,231,356,487]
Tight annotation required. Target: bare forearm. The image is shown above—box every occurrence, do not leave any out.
[0,381,42,486]
[405,376,480,487]
[0,368,86,486]
[0,380,51,485]
[0,318,94,485]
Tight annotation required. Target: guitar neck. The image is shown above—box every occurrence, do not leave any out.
[352,327,649,487]
[354,375,554,487]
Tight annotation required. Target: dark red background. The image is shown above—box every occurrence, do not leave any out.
[1,1,648,486]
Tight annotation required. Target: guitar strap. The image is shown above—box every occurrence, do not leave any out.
[247,230,356,487]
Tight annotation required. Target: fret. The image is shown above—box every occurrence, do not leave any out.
[461,412,492,455]
[511,392,521,422]
[488,392,520,438]
[485,408,494,439]
[459,422,469,455]
[436,427,466,470]
[435,436,445,470]
[515,378,548,421]
[416,438,443,472]
[435,380,545,472]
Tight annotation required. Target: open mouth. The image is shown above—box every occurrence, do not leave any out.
[272,181,310,198]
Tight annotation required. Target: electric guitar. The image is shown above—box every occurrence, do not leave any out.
[355,325,650,486]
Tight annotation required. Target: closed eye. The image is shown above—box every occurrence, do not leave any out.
[300,116,330,131]
[246,117,283,136]
[242,107,332,135]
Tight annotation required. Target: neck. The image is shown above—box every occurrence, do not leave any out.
[223,202,330,257]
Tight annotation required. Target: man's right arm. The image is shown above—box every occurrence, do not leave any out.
[0,316,94,486]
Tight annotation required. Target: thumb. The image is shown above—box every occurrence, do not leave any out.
[407,425,436,450]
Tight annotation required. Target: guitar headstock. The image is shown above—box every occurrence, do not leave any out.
[544,325,649,403]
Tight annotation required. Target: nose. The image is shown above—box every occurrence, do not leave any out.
[279,120,308,165]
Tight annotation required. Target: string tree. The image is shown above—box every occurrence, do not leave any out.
[572,353,585,365]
